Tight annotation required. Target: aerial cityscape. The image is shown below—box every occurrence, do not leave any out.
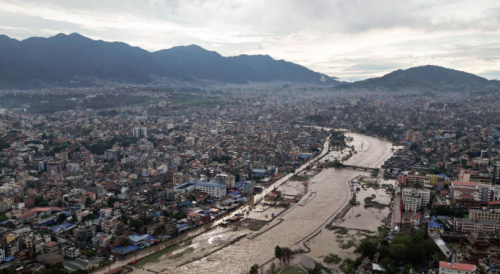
[0,1,500,274]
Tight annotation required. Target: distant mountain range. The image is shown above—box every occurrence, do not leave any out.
[0,33,498,91]
[338,65,499,92]
[0,33,338,88]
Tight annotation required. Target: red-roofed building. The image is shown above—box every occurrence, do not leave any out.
[438,261,476,274]
[19,207,66,221]
[44,242,59,253]
[450,182,481,208]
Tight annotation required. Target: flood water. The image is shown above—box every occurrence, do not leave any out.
[160,133,394,274]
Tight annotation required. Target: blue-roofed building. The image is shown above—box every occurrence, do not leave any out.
[177,223,189,233]
[428,220,444,234]
[167,182,196,201]
[252,169,267,178]
[50,223,77,234]
[298,153,313,161]
[111,245,140,255]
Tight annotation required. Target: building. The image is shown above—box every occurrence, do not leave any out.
[167,182,196,201]
[402,188,430,212]
[450,181,500,207]
[469,208,500,221]
[44,242,59,253]
[164,217,177,236]
[428,220,444,234]
[132,127,148,138]
[493,159,500,185]
[450,182,481,208]
[438,262,476,274]
[104,150,121,162]
[215,174,236,189]
[195,181,226,199]
[242,181,255,195]
[454,218,500,234]
[61,245,80,259]
[37,253,64,265]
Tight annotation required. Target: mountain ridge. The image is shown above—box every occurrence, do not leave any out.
[341,65,498,92]
[0,33,338,88]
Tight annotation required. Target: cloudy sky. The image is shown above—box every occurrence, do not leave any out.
[1,0,500,81]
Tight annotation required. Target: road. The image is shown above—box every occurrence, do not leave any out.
[391,193,401,232]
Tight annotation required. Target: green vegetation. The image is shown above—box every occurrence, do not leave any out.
[275,245,293,265]
[83,135,137,155]
[330,130,347,148]
[340,257,361,274]
[81,214,97,222]
[370,233,437,271]
[328,225,348,235]
[431,205,468,218]
[340,240,356,249]
[33,261,69,274]
[107,197,122,208]
[280,265,308,274]
[290,175,309,182]
[249,264,260,274]
[169,247,195,260]
[362,123,401,140]
[173,98,221,108]
[136,243,182,266]
[323,253,342,264]
[84,250,96,258]
[211,155,231,163]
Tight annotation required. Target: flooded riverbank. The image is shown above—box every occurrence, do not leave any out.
[156,133,395,274]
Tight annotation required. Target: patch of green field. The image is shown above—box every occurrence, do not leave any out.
[132,100,158,108]
[280,265,308,274]
[136,244,181,266]
[290,175,309,182]
[169,247,195,260]
[340,240,356,249]
[173,99,221,108]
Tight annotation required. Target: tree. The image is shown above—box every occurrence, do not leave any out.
[306,263,324,274]
[356,240,377,259]
[85,250,96,258]
[269,263,276,274]
[403,264,412,274]
[130,219,144,229]
[120,237,131,247]
[85,197,92,207]
[274,246,282,263]
[410,143,418,151]
[249,264,259,274]
[57,214,66,223]
[281,247,293,265]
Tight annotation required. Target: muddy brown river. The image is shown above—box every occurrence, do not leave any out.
[162,133,394,274]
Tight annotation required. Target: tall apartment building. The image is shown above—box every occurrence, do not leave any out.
[104,149,121,162]
[215,173,236,189]
[493,159,500,185]
[402,187,431,212]
[132,127,148,138]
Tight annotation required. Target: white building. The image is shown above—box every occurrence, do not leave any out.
[439,262,476,274]
[402,187,430,212]
[195,181,226,199]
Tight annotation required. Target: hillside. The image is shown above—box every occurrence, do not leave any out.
[338,65,498,92]
[0,33,338,88]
